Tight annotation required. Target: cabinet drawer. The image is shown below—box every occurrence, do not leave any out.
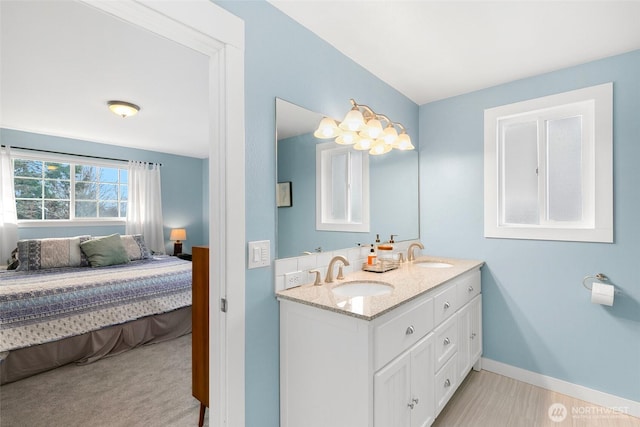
[435,353,458,416]
[374,297,434,371]
[434,282,458,326]
[456,269,481,307]
[434,312,458,371]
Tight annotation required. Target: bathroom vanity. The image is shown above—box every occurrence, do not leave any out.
[277,256,483,427]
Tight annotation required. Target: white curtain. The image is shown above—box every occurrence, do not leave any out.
[126,161,165,254]
[0,146,18,264]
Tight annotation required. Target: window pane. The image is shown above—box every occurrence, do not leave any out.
[120,169,128,184]
[16,200,42,220]
[75,165,97,181]
[99,183,118,200]
[350,151,363,222]
[99,167,119,183]
[502,121,539,224]
[44,180,70,199]
[75,201,97,217]
[120,185,128,201]
[120,202,127,217]
[330,152,347,221]
[44,200,70,219]
[98,201,119,217]
[15,178,42,198]
[547,116,582,222]
[75,182,97,200]
[14,159,42,177]
[44,163,70,179]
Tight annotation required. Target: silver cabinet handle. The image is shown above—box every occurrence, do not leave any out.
[406,325,415,335]
[444,379,451,388]
[443,337,451,345]
[407,398,419,409]
[468,285,474,292]
[443,301,450,309]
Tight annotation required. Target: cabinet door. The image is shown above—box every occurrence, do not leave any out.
[374,350,412,427]
[457,294,482,382]
[410,334,435,427]
[469,295,482,364]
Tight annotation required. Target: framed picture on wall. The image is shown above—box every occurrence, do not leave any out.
[277,182,292,207]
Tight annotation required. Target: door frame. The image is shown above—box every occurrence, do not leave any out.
[79,1,246,425]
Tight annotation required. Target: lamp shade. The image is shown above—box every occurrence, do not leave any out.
[313,117,340,139]
[394,133,415,150]
[170,228,187,241]
[339,108,366,131]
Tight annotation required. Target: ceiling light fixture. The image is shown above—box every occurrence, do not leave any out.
[314,99,414,155]
[107,100,140,118]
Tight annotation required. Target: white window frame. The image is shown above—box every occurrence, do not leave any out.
[12,149,128,227]
[316,142,370,232]
[484,83,613,243]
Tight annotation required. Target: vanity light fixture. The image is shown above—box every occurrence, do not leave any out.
[107,100,140,118]
[314,99,414,155]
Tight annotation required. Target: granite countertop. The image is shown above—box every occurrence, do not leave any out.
[276,255,484,321]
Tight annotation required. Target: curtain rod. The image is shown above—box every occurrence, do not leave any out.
[1,145,162,166]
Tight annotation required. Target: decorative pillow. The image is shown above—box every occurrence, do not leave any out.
[16,236,91,271]
[120,234,151,260]
[80,234,131,268]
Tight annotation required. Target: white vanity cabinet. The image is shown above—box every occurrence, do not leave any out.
[279,267,482,427]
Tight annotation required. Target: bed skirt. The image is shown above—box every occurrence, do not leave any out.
[0,306,192,385]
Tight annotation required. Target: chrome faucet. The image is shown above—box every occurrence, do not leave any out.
[407,242,425,262]
[325,255,350,283]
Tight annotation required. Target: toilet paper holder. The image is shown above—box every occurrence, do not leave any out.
[582,273,609,291]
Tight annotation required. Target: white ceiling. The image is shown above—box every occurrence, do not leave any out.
[270,1,640,105]
[2,1,640,158]
[1,0,210,158]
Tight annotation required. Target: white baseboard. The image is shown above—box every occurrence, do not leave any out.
[481,358,640,419]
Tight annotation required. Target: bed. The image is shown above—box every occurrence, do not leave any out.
[0,234,193,384]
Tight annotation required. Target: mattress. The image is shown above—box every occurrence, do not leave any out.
[0,256,192,353]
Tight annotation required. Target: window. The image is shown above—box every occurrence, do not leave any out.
[13,152,128,222]
[484,83,613,242]
[316,142,370,232]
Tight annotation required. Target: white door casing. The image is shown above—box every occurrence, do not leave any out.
[78,1,246,426]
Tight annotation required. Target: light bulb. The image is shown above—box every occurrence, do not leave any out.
[369,140,392,155]
[361,118,383,139]
[382,125,398,145]
[353,137,373,150]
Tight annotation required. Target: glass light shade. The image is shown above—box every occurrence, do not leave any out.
[369,140,392,156]
[314,117,340,139]
[394,133,415,150]
[108,100,140,118]
[353,137,373,151]
[382,125,398,145]
[335,131,358,145]
[360,118,383,139]
[169,228,187,241]
[339,108,366,132]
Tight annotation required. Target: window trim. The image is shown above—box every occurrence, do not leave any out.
[484,83,613,243]
[11,149,128,225]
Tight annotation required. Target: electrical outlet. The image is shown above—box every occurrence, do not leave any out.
[284,271,307,289]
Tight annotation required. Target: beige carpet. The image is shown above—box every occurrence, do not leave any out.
[0,334,206,427]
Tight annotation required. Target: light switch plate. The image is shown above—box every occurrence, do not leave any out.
[247,240,270,269]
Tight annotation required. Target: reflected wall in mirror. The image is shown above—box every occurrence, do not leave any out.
[276,98,419,259]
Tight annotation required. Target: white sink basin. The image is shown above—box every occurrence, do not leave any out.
[414,261,453,268]
[331,281,393,297]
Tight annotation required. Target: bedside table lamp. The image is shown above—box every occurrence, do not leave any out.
[170,228,187,256]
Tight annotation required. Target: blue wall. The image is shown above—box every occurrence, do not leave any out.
[420,50,640,401]
[215,2,418,426]
[1,128,208,254]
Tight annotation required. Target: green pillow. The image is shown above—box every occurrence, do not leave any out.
[80,234,131,268]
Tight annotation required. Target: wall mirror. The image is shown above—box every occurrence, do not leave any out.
[276,98,419,259]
